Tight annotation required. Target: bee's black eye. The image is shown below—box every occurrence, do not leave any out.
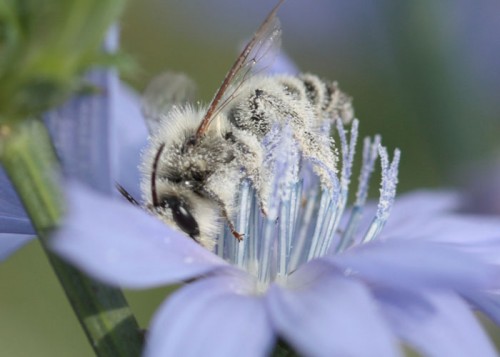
[162,196,200,239]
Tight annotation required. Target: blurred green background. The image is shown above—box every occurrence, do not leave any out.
[2,0,500,355]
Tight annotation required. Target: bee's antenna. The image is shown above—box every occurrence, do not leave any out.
[151,143,166,208]
[115,183,140,206]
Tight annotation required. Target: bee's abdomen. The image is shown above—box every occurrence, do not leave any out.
[295,74,354,124]
[229,88,273,136]
[228,74,354,138]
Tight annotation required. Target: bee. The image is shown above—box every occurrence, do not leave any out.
[136,0,354,251]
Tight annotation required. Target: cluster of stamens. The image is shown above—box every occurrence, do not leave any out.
[216,119,400,289]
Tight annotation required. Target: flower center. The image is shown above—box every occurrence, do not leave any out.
[215,119,400,287]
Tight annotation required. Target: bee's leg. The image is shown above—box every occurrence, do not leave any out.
[232,128,270,217]
[219,203,245,241]
[245,175,269,217]
[225,216,244,241]
[260,206,268,218]
[245,170,270,217]
[293,129,338,191]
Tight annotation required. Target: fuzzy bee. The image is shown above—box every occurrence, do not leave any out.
[135,0,354,250]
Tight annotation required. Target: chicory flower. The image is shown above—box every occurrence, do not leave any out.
[2,23,498,353]
[52,115,500,356]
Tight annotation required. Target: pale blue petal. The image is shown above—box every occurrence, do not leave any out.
[267,261,401,357]
[378,292,497,357]
[43,69,116,194]
[442,237,500,266]
[45,68,147,199]
[0,215,33,235]
[346,190,500,263]
[145,275,274,357]
[0,234,34,261]
[104,25,119,52]
[466,292,500,326]
[51,183,228,288]
[330,240,496,293]
[339,190,460,246]
[373,191,500,258]
[110,83,148,201]
[0,167,35,260]
[264,51,299,75]
[43,28,122,194]
[386,212,500,245]
[383,190,460,229]
[0,167,33,231]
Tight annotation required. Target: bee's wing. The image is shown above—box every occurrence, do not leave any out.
[141,72,197,134]
[194,0,285,140]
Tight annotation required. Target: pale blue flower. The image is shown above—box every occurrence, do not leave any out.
[2,36,499,355]
[52,116,500,356]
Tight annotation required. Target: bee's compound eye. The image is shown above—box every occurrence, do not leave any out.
[162,196,200,239]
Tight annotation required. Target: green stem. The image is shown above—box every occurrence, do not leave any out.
[0,119,143,356]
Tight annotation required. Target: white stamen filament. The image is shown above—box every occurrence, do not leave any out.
[362,146,401,243]
[216,120,400,289]
[336,135,380,251]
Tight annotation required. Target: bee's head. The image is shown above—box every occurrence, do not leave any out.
[147,142,220,251]
[140,106,234,250]
[154,193,200,240]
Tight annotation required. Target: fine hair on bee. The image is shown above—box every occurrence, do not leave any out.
[120,0,355,251]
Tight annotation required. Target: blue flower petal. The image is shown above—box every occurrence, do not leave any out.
[369,191,500,255]
[0,167,35,260]
[51,183,228,288]
[330,240,496,293]
[110,83,148,201]
[267,262,401,357]
[263,51,299,75]
[144,275,274,357]
[444,238,500,266]
[378,292,497,357]
[44,69,117,194]
[387,213,500,244]
[339,190,461,248]
[0,215,33,235]
[0,234,34,261]
[384,190,460,227]
[0,167,34,233]
[466,292,500,326]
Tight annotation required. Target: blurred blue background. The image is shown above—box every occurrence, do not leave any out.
[2,1,499,355]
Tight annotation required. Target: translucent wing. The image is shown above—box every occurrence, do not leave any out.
[194,0,285,140]
[141,71,197,134]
